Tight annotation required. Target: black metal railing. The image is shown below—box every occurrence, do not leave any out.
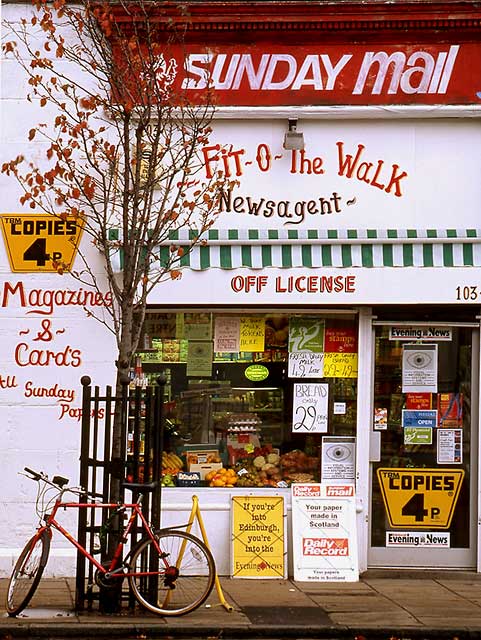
[76,375,165,611]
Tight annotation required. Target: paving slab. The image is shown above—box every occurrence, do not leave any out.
[4,573,481,638]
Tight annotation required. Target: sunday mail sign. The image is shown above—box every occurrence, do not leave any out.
[160,43,481,106]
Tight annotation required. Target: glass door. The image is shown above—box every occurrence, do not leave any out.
[369,325,478,568]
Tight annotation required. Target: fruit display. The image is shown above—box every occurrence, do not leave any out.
[158,447,319,488]
[280,449,319,483]
[205,467,238,487]
[161,451,184,475]
[161,473,176,487]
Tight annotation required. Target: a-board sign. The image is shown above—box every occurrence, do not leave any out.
[291,483,358,582]
[231,495,286,578]
[0,214,83,272]
[377,468,464,529]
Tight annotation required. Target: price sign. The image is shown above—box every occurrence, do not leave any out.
[292,383,328,433]
[323,353,358,378]
[288,351,324,378]
[0,214,83,272]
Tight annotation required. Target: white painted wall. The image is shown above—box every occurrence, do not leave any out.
[0,3,117,575]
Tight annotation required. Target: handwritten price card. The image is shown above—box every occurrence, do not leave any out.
[292,383,329,433]
[231,496,286,579]
[239,317,265,352]
[323,353,358,378]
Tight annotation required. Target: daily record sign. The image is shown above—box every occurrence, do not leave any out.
[0,214,83,272]
[291,484,358,582]
[377,468,464,529]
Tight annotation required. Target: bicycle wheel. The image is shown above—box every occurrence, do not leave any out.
[128,530,215,616]
[6,530,50,616]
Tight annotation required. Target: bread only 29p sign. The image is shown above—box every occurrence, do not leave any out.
[0,214,83,272]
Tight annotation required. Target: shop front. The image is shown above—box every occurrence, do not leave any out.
[122,3,481,575]
[3,1,481,579]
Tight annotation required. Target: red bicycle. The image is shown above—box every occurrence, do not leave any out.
[6,467,215,616]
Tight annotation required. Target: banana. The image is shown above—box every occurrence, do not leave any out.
[161,452,183,470]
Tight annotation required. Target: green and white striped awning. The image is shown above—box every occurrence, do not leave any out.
[109,228,481,271]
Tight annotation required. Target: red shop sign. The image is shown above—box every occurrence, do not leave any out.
[141,43,481,107]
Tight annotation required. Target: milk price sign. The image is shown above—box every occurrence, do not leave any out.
[291,484,358,582]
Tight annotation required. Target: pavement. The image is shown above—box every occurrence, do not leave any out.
[2,570,481,639]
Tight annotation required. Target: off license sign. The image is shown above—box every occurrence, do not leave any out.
[377,468,464,529]
[0,214,83,272]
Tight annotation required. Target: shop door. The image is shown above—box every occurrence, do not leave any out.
[369,324,478,568]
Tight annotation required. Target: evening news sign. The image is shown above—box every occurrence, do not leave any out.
[0,215,83,272]
[157,43,481,106]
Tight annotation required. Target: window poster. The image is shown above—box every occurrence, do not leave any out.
[402,343,438,393]
[374,407,388,430]
[292,383,328,433]
[321,436,356,483]
[437,428,463,464]
[182,312,212,341]
[186,341,213,377]
[214,316,240,352]
[406,393,433,410]
[437,393,463,428]
[239,317,265,352]
[288,318,325,378]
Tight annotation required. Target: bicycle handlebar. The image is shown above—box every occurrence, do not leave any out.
[24,467,44,482]
[22,467,101,498]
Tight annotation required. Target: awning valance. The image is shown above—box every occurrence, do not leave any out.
[109,228,481,272]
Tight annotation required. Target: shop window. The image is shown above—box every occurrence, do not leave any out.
[131,312,358,489]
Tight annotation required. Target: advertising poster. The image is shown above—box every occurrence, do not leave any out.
[406,393,433,410]
[323,325,358,378]
[291,483,358,582]
[374,407,388,430]
[437,429,463,464]
[404,427,433,445]
[377,468,464,528]
[288,317,325,378]
[292,383,329,433]
[437,393,463,428]
[321,437,356,483]
[231,496,286,579]
[402,344,438,393]
[402,409,437,428]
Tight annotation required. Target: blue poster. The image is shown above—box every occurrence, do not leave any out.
[402,409,437,428]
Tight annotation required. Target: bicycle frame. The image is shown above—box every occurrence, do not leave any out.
[37,498,168,579]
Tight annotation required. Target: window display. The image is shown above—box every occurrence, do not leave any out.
[129,311,358,488]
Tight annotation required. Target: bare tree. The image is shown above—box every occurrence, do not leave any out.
[2,0,230,474]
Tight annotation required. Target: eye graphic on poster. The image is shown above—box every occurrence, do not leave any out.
[321,436,356,483]
[325,444,352,462]
[402,344,438,393]
[406,351,433,369]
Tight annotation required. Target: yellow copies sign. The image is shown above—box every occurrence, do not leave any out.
[231,496,286,578]
[0,214,83,272]
[377,468,464,529]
